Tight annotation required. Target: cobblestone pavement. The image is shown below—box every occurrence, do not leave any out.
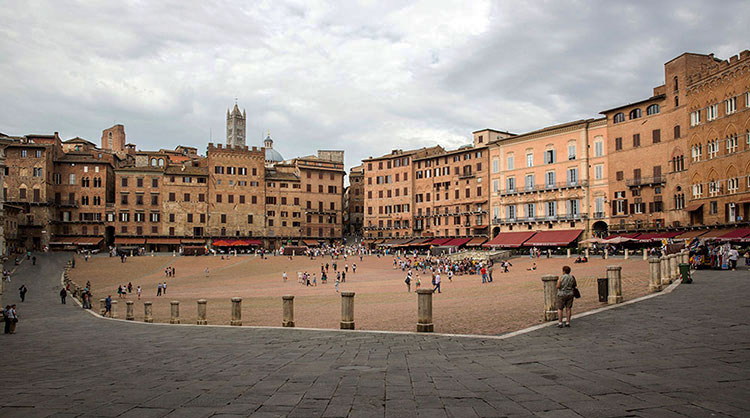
[1,253,748,417]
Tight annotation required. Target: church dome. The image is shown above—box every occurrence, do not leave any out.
[263,134,284,162]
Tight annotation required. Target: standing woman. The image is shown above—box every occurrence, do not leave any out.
[556,266,577,328]
[8,305,18,334]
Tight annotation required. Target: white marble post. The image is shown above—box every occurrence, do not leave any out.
[417,289,434,332]
[340,292,355,330]
[231,297,242,326]
[125,300,134,320]
[282,295,295,327]
[648,258,662,292]
[197,299,207,325]
[170,301,180,324]
[541,275,559,321]
[144,301,153,323]
[607,266,623,304]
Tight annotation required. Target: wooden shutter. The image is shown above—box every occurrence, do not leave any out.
[653,165,661,178]
[653,129,661,143]
[612,200,618,214]
[624,200,629,214]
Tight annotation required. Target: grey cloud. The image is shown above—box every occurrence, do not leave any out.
[1,0,748,174]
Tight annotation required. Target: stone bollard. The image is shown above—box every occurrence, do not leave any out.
[567,248,571,258]
[541,275,559,321]
[648,258,662,292]
[604,249,608,259]
[170,301,180,324]
[126,300,134,320]
[585,248,590,259]
[231,297,242,326]
[282,295,295,327]
[643,249,648,261]
[144,301,153,323]
[99,298,106,315]
[682,250,689,265]
[660,256,670,286]
[416,289,434,332]
[624,248,629,259]
[110,300,118,318]
[340,291,355,330]
[607,266,623,304]
[197,299,208,325]
[669,254,679,281]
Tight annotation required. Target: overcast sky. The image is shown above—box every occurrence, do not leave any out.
[1,1,748,174]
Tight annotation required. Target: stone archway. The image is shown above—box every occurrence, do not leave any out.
[592,221,608,238]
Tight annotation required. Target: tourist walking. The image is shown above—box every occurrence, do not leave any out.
[7,305,18,334]
[157,283,162,296]
[487,264,493,282]
[283,271,287,282]
[60,287,67,304]
[405,272,411,292]
[481,266,487,283]
[341,271,346,283]
[335,276,340,293]
[352,263,356,273]
[104,295,112,317]
[19,285,27,302]
[127,282,132,293]
[32,256,36,265]
[3,305,11,334]
[556,266,577,328]
[136,286,142,300]
[163,282,167,294]
[432,273,441,294]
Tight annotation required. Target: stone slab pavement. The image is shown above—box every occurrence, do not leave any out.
[0,253,748,417]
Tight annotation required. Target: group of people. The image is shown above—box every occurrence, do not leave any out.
[2,305,18,334]
[164,266,176,277]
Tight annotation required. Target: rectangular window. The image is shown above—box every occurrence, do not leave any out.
[121,177,128,187]
[506,177,515,192]
[69,174,76,185]
[594,141,603,157]
[616,171,623,181]
[707,104,718,121]
[633,134,640,147]
[726,97,737,114]
[690,110,701,126]
[567,168,578,185]
[545,171,555,188]
[492,158,499,173]
[544,149,555,164]
[652,129,660,143]
[525,174,534,191]
[615,137,622,150]
[568,144,576,160]
[507,155,514,170]
[594,164,603,180]
[526,153,533,167]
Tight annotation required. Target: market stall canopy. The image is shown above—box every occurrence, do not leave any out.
[303,239,321,246]
[524,229,583,246]
[443,237,471,247]
[674,230,708,240]
[483,231,536,248]
[636,232,681,242]
[719,228,750,241]
[429,238,452,246]
[605,233,641,240]
[699,229,734,239]
[146,238,182,245]
[114,237,146,245]
[464,237,487,246]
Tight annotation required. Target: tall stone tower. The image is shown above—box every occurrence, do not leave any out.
[101,124,126,152]
[226,102,246,147]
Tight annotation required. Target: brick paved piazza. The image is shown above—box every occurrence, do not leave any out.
[1,253,748,417]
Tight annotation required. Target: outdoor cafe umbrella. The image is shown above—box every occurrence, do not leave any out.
[604,236,636,244]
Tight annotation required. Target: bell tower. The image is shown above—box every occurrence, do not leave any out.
[226,100,246,147]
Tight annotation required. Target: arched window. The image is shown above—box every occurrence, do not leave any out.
[629,108,642,119]
[158,158,165,167]
[151,158,157,167]
[646,104,660,115]
[613,113,625,123]
[673,76,678,92]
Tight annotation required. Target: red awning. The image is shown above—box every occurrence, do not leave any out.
[674,230,707,240]
[429,238,452,246]
[684,203,703,212]
[636,232,681,242]
[245,239,262,246]
[464,237,487,246]
[483,231,536,248]
[115,237,146,245]
[524,229,583,246]
[605,233,641,240]
[146,238,182,245]
[444,237,472,247]
[701,229,734,238]
[719,228,750,240]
